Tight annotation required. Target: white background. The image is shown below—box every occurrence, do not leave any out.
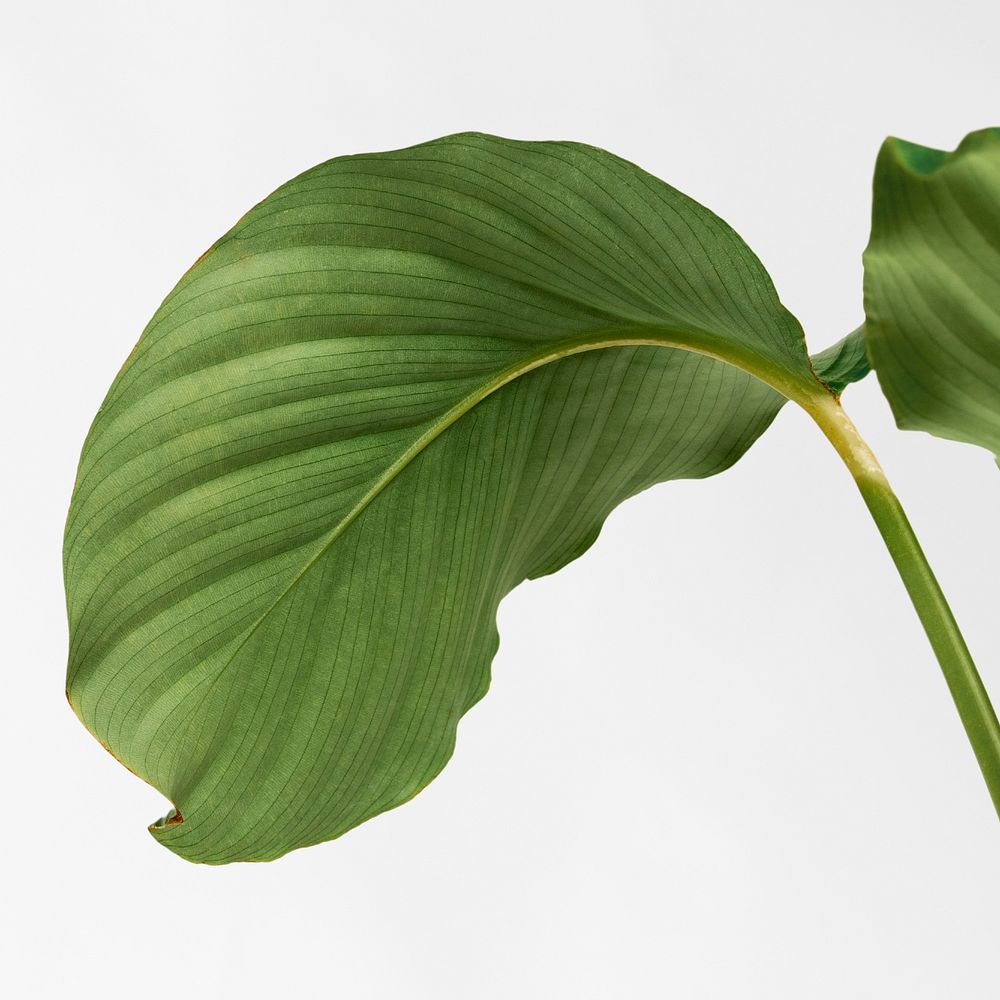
[3,1,999,996]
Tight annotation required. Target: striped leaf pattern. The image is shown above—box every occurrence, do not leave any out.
[65,133,843,863]
[863,127,1000,459]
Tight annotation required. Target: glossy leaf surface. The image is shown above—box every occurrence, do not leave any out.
[65,134,846,863]
[863,128,1000,458]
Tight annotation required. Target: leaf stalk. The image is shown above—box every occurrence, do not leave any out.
[805,394,1000,819]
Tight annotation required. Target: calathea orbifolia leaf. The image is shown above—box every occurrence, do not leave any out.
[863,127,1000,459]
[65,133,862,863]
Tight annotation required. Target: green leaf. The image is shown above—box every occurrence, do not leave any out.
[65,133,846,864]
[863,127,1000,458]
[810,325,871,396]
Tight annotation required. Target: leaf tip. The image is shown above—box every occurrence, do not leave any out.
[150,808,185,831]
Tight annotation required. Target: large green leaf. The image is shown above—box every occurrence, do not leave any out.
[65,133,850,863]
[863,127,1000,458]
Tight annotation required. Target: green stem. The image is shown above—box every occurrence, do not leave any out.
[805,393,1000,818]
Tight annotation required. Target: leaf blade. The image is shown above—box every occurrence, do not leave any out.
[862,127,1000,458]
[66,133,828,862]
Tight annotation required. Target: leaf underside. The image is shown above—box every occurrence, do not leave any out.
[65,133,850,863]
[863,127,1000,460]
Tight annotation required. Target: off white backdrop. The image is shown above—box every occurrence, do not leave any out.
[3,1,999,997]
